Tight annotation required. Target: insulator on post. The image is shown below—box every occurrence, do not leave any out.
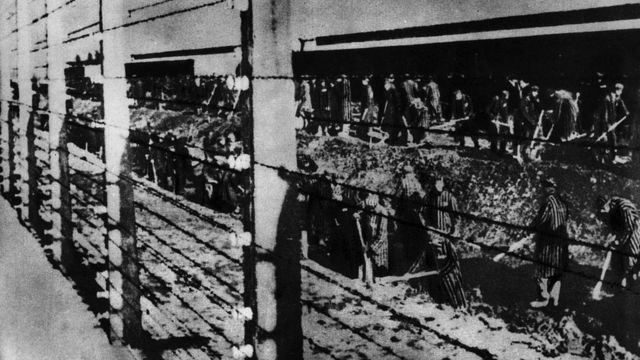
[232,306,254,321]
[229,231,252,247]
[232,344,254,359]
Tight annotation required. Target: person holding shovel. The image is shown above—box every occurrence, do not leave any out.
[355,194,391,283]
[594,83,629,164]
[595,195,640,291]
[424,177,467,308]
[529,177,570,308]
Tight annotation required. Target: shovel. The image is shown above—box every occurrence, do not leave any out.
[592,250,612,300]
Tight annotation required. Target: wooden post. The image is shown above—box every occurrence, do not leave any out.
[16,0,32,222]
[46,0,75,267]
[250,0,303,359]
[101,0,143,345]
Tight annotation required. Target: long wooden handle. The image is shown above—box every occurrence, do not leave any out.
[354,216,374,283]
[592,250,612,300]
[493,235,532,262]
[596,116,627,142]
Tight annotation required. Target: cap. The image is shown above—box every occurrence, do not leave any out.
[531,85,540,91]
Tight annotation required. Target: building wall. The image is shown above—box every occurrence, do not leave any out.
[291,0,640,49]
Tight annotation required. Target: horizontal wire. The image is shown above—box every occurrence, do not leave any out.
[52,180,227,349]
[300,262,500,358]
[67,154,243,298]
[301,299,408,360]
[0,0,81,43]
[8,117,640,271]
[54,141,239,237]
[255,161,640,261]
[23,207,199,360]
[59,114,249,177]
[4,94,638,157]
[304,336,345,360]
[128,0,180,15]
[134,200,241,266]
[247,162,640,297]
[30,0,230,53]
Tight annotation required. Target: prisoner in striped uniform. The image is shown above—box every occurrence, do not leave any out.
[423,177,467,308]
[426,177,460,234]
[359,194,391,274]
[530,177,570,308]
[597,196,640,287]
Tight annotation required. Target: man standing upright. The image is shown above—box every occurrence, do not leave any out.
[530,178,570,308]
[595,83,629,164]
[423,177,466,308]
[425,75,442,123]
[451,88,477,148]
[382,75,403,145]
[595,195,640,288]
[487,90,511,154]
[515,85,541,161]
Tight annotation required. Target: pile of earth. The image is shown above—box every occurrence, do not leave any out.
[297,132,640,268]
[129,108,242,145]
[297,131,640,358]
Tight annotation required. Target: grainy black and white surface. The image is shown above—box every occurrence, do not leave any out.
[2,1,640,359]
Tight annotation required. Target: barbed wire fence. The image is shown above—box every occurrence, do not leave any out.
[1,0,639,359]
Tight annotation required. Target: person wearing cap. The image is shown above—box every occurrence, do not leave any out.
[400,73,421,144]
[425,75,442,123]
[595,195,640,288]
[327,184,363,279]
[382,75,403,145]
[486,90,511,154]
[451,88,477,148]
[357,75,378,139]
[295,78,314,131]
[391,165,427,274]
[529,177,570,308]
[515,85,541,161]
[595,83,629,164]
[421,177,466,308]
[358,193,391,275]
[425,177,459,235]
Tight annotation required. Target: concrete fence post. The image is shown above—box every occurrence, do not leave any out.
[16,0,32,222]
[46,0,75,268]
[250,0,303,358]
[101,0,143,345]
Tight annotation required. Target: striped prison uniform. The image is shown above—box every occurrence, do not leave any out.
[360,206,390,271]
[423,189,466,308]
[426,189,459,234]
[432,236,467,308]
[532,192,569,279]
[608,197,640,278]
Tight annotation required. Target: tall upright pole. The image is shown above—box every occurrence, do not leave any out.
[240,0,257,355]
[0,1,12,194]
[101,0,143,345]
[16,0,32,222]
[250,0,303,358]
[46,0,75,269]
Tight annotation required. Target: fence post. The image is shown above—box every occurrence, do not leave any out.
[250,0,303,359]
[101,0,143,346]
[0,4,11,195]
[16,0,32,222]
[46,0,75,268]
